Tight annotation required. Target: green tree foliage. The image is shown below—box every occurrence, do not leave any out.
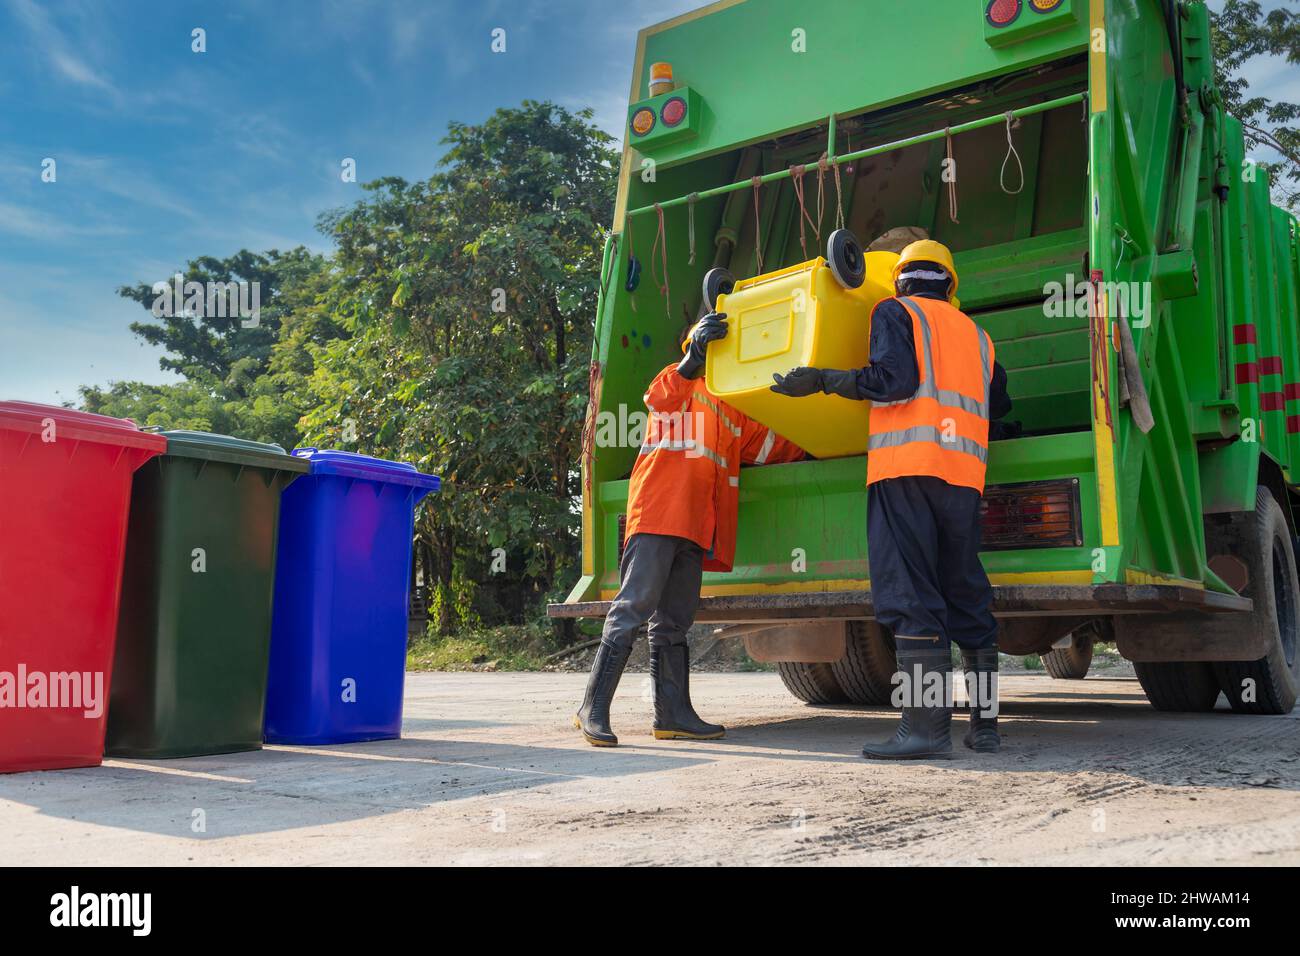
[81,247,334,448]
[80,102,618,636]
[79,375,300,446]
[1211,0,1300,210]
[300,102,618,635]
[116,247,329,385]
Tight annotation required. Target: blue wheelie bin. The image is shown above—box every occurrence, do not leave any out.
[264,449,440,744]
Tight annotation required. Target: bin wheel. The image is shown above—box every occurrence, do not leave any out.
[776,662,848,705]
[826,229,865,289]
[702,268,735,312]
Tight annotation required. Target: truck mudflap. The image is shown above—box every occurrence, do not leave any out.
[547,584,1251,624]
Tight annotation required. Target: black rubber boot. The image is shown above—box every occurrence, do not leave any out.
[961,645,1000,753]
[574,641,632,747]
[861,638,952,760]
[651,643,725,740]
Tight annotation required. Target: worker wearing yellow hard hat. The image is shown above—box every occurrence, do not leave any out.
[772,237,1019,759]
[892,239,959,297]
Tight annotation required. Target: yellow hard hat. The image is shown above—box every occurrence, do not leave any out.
[893,239,959,296]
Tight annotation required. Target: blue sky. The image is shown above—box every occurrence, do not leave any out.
[0,0,701,404]
[1,0,1294,405]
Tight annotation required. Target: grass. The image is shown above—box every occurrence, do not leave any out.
[1089,645,1128,669]
[408,628,1125,676]
[407,623,568,672]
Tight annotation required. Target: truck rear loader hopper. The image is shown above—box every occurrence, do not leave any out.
[549,0,1300,716]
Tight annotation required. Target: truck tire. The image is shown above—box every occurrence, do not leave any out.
[830,622,897,704]
[1209,487,1300,714]
[776,662,848,705]
[1042,631,1094,680]
[1133,661,1221,712]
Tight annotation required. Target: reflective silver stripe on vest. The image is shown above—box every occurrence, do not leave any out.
[638,438,729,471]
[754,429,776,464]
[694,392,742,437]
[873,297,992,419]
[639,439,695,454]
[978,323,992,406]
[696,444,729,470]
[866,426,989,464]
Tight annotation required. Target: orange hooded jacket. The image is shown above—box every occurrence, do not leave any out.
[624,364,805,572]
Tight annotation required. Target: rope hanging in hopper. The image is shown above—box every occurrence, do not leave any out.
[751,176,764,275]
[789,164,821,260]
[841,127,854,229]
[816,153,828,238]
[650,202,671,320]
[1000,111,1025,196]
[834,161,845,230]
[945,127,960,224]
[686,193,698,266]
[581,360,602,495]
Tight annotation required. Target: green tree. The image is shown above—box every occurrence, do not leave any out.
[117,247,328,385]
[1211,0,1300,210]
[82,247,334,448]
[82,100,617,638]
[302,101,618,636]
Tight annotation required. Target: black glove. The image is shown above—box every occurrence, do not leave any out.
[989,420,1023,441]
[818,369,862,400]
[770,366,825,397]
[677,312,728,380]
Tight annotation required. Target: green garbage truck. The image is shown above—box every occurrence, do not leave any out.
[548,0,1300,716]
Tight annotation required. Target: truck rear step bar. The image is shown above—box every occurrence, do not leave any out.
[548,584,1250,624]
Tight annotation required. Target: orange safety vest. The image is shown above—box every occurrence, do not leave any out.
[866,296,994,493]
[625,365,804,572]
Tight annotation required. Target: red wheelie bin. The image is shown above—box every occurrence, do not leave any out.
[0,402,166,772]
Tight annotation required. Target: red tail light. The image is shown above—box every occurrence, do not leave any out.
[980,479,1083,550]
[986,0,1022,27]
[661,96,687,128]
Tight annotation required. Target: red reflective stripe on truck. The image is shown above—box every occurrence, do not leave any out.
[1261,392,1285,411]
[1286,383,1300,401]
[1235,362,1259,384]
[1289,415,1300,434]
[1260,356,1284,375]
[1233,324,1257,345]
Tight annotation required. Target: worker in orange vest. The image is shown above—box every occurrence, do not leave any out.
[772,240,1014,758]
[575,313,805,747]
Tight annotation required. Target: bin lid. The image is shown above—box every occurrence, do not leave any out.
[160,430,310,472]
[291,448,441,491]
[0,401,168,453]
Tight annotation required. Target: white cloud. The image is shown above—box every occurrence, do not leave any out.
[0,199,127,242]
[5,0,126,106]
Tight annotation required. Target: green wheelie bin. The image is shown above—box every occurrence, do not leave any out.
[106,430,308,758]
